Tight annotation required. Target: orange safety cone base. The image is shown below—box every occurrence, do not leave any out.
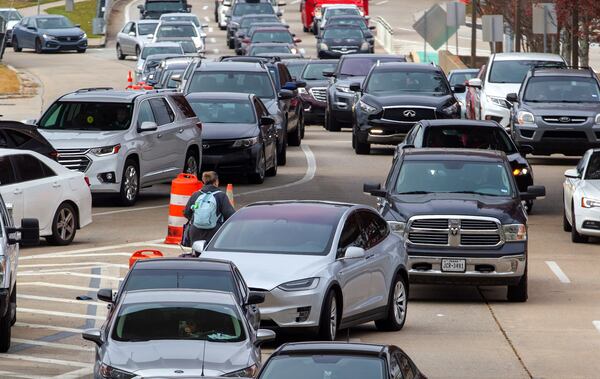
[129,249,163,268]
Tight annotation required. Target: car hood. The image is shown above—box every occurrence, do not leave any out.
[335,76,366,87]
[106,340,252,375]
[384,193,525,225]
[202,123,258,140]
[305,79,329,89]
[38,129,125,149]
[484,82,521,98]
[581,179,600,197]
[201,251,331,290]
[39,27,83,37]
[361,93,454,108]
[521,101,600,116]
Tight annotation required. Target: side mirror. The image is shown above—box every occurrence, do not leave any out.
[322,69,335,78]
[344,246,365,260]
[295,80,307,88]
[349,82,361,92]
[82,329,103,347]
[137,4,144,10]
[467,78,482,89]
[97,288,114,303]
[192,240,206,254]
[506,93,518,103]
[128,31,136,37]
[246,291,265,305]
[518,144,533,155]
[138,121,158,132]
[171,74,182,82]
[255,329,276,346]
[23,119,37,125]
[278,89,294,100]
[453,84,466,93]
[260,116,275,126]
[282,81,298,91]
[520,185,546,201]
[363,182,387,197]
[564,168,580,179]
[7,218,40,245]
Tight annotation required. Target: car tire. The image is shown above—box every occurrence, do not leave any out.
[507,266,528,302]
[135,45,141,58]
[10,284,16,326]
[119,159,139,206]
[77,48,86,53]
[35,38,43,54]
[563,201,572,232]
[354,137,370,155]
[46,202,77,246]
[12,37,21,52]
[228,38,234,49]
[183,149,199,177]
[277,132,287,166]
[249,149,266,184]
[326,110,341,132]
[375,274,408,331]
[266,149,277,177]
[318,290,339,341]
[116,44,125,60]
[571,205,588,243]
[0,298,11,353]
[288,123,302,147]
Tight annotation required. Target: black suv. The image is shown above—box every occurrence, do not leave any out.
[507,67,600,156]
[226,0,279,49]
[364,149,546,302]
[351,63,464,154]
[138,0,191,19]
[316,25,371,59]
[323,54,406,132]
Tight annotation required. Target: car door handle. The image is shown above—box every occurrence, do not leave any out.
[13,189,22,195]
[178,128,184,133]
[157,133,163,138]
[52,182,61,188]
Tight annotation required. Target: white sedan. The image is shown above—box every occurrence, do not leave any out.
[563,148,600,243]
[0,149,92,245]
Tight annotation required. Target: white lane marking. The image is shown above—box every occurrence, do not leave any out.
[594,321,600,333]
[546,261,571,283]
[18,272,122,281]
[53,367,95,379]
[23,252,133,260]
[20,239,163,259]
[19,294,104,306]
[209,37,217,43]
[19,266,124,275]
[93,205,169,216]
[12,339,94,352]
[375,0,388,5]
[204,16,210,22]
[19,282,99,292]
[208,27,214,33]
[202,5,208,10]
[20,262,128,269]
[0,371,46,379]
[15,322,84,334]
[0,354,91,368]
[19,308,105,321]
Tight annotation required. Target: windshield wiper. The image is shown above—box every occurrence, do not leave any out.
[397,191,431,195]
[445,191,504,196]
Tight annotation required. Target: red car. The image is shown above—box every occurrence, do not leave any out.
[300,0,368,33]
[465,64,486,120]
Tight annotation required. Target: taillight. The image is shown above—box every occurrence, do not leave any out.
[84,177,90,186]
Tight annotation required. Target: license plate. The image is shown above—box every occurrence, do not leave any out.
[441,259,466,272]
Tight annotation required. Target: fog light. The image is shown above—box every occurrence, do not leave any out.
[370,129,384,135]
[98,172,116,183]
[296,306,311,322]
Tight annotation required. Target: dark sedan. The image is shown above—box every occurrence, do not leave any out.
[257,342,427,379]
[297,60,338,124]
[323,15,375,52]
[317,25,370,59]
[12,15,87,53]
[232,14,283,52]
[0,121,58,160]
[186,92,278,184]
[241,26,301,56]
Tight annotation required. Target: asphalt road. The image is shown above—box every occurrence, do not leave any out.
[1,1,600,378]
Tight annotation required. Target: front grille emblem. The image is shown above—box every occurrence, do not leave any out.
[202,144,210,149]
[449,219,460,236]
[403,110,416,117]
[559,116,571,123]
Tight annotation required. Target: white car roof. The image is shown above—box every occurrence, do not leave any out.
[0,148,73,175]
[323,4,359,9]
[137,19,159,24]
[493,53,564,62]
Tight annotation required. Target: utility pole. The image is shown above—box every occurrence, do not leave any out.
[470,0,477,67]
[572,1,579,67]
[514,0,521,52]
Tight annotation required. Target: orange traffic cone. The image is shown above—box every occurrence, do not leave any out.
[127,71,133,85]
[226,184,235,207]
[164,174,202,244]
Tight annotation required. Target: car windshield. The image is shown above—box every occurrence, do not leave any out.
[395,160,514,197]
[165,70,184,87]
[124,269,237,294]
[585,152,600,180]
[302,62,338,80]
[157,24,197,38]
[241,16,277,28]
[188,72,275,99]
[523,76,600,103]
[36,16,73,29]
[366,71,450,95]
[112,302,246,342]
[260,355,385,379]
[323,27,363,39]
[423,126,517,154]
[146,1,187,12]
[38,102,133,131]
[489,60,565,83]
[328,17,367,29]
[338,57,404,77]
[251,45,291,55]
[138,22,158,35]
[142,45,183,58]
[252,31,292,43]
[285,63,307,79]
[233,3,274,16]
[0,10,22,21]
[162,15,199,26]
[209,205,345,255]
[188,99,256,123]
[449,71,477,86]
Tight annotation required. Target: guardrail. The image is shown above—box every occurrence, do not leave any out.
[374,16,394,54]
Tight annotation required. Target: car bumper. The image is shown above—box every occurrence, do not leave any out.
[258,286,325,329]
[318,49,369,59]
[575,205,600,237]
[0,289,9,318]
[482,101,510,127]
[513,122,600,156]
[201,145,260,175]
[60,153,122,194]
[357,119,413,145]
[43,39,87,51]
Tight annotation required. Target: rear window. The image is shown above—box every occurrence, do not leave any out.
[124,269,237,294]
[188,99,256,124]
[323,28,363,40]
[250,45,291,55]
[302,62,338,80]
[423,126,516,154]
[142,45,184,59]
[187,71,275,99]
[251,31,292,43]
[156,24,197,38]
[171,95,196,118]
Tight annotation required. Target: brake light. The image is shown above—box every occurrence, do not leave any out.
[84,177,90,186]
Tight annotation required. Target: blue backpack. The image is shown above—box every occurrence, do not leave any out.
[191,191,221,229]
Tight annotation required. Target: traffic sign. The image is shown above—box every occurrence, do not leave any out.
[413,4,458,51]
[482,15,503,43]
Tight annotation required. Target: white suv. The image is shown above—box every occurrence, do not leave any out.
[468,53,565,128]
[33,88,202,206]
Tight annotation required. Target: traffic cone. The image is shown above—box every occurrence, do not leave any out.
[226,184,235,207]
[164,173,202,244]
[127,71,133,85]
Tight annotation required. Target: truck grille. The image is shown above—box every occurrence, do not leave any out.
[57,149,91,172]
[309,87,327,102]
[330,46,358,54]
[382,106,436,123]
[407,216,502,247]
[542,116,587,124]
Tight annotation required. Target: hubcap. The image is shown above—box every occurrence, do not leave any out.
[393,280,406,324]
[258,152,265,179]
[185,155,198,175]
[124,166,138,201]
[329,297,337,340]
[56,207,75,241]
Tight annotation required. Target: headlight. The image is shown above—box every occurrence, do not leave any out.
[502,224,527,242]
[232,137,259,148]
[319,42,329,50]
[298,87,307,94]
[595,114,600,124]
[582,197,600,208]
[278,277,319,291]
[516,111,535,125]
[335,85,352,93]
[358,99,377,114]
[512,167,529,176]
[360,41,370,50]
[223,364,259,377]
[81,33,87,39]
[43,34,56,40]
[99,364,135,379]
[441,102,459,116]
[90,144,121,157]
[291,47,298,54]
[388,221,406,236]
[487,95,509,109]
[0,255,6,285]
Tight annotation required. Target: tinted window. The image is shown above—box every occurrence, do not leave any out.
[0,157,16,186]
[145,1,187,12]
[188,99,256,123]
[150,98,174,125]
[326,8,361,17]
[423,126,516,153]
[260,355,386,379]
[137,101,156,127]
[327,17,367,29]
[39,102,133,131]
[489,60,565,84]
[172,95,196,118]
[250,45,291,55]
[358,211,388,249]
[188,71,275,99]
[339,57,405,77]
[302,62,338,80]
[251,31,292,43]
[36,16,73,29]
[122,22,133,33]
[366,71,450,95]
[124,269,236,293]
[395,160,513,197]
[523,76,600,103]
[141,45,184,59]
[138,22,158,35]
[338,213,365,256]
[323,28,363,39]
[11,154,51,182]
[585,152,600,180]
[233,3,275,16]
[0,10,22,21]
[285,63,307,79]
[156,23,197,38]
[449,71,477,86]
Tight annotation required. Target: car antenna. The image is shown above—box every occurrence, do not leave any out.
[201,339,207,376]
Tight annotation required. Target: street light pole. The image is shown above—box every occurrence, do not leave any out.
[514,0,521,52]
[470,0,477,67]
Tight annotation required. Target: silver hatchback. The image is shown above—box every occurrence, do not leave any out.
[199,201,410,341]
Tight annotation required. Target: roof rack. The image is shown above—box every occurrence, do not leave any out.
[530,64,595,76]
[218,55,280,63]
[75,87,113,93]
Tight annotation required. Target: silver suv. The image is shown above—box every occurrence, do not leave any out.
[33,88,202,205]
[0,196,39,352]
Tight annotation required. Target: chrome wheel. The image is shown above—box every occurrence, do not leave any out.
[124,165,138,202]
[184,154,198,176]
[56,207,75,241]
[329,297,337,340]
[393,280,406,325]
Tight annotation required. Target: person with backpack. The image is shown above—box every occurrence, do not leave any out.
[183,171,235,246]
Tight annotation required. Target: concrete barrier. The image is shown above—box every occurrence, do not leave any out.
[374,16,394,54]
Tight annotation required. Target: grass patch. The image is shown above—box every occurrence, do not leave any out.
[46,0,101,38]
[0,64,20,94]
[0,0,57,9]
